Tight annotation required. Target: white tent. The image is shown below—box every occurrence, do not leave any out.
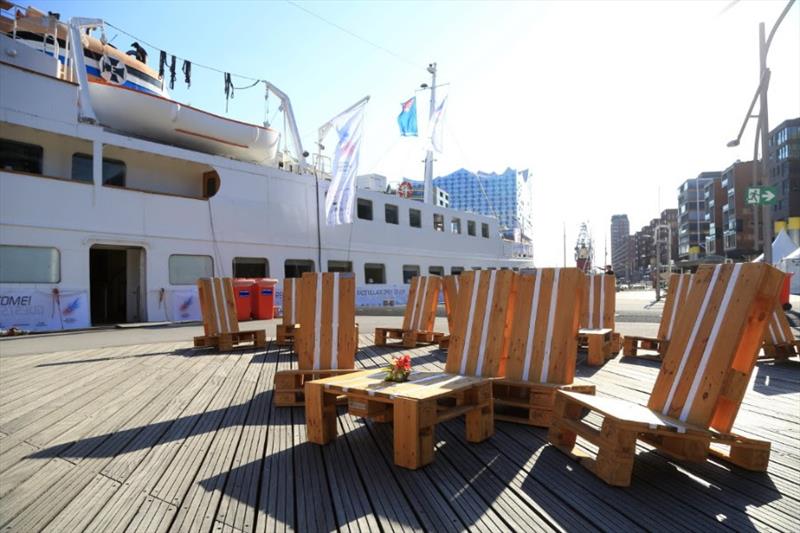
[751,230,799,267]
[781,246,800,294]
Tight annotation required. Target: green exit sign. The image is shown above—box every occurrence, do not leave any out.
[746,186,777,205]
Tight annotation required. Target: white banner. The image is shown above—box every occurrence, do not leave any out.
[0,289,90,332]
[169,289,202,322]
[323,98,369,225]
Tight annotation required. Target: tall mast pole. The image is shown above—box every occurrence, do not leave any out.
[423,62,437,205]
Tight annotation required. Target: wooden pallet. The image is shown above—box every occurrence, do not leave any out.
[276,278,301,346]
[578,328,614,366]
[274,272,357,406]
[306,370,493,469]
[549,263,784,486]
[493,381,595,427]
[194,277,266,351]
[438,275,461,351]
[623,273,693,361]
[580,273,616,331]
[761,302,799,361]
[374,276,444,348]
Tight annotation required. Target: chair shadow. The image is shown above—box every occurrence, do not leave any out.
[35,347,197,367]
[751,361,800,395]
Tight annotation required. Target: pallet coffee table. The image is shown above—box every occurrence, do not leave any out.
[305,369,494,469]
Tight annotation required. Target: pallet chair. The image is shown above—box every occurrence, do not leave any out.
[548,262,784,487]
[193,277,267,351]
[437,274,461,350]
[274,272,358,406]
[374,275,444,348]
[493,268,596,427]
[761,301,800,361]
[275,277,300,346]
[578,273,620,365]
[623,273,693,360]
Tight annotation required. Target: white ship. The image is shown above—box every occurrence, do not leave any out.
[0,6,533,331]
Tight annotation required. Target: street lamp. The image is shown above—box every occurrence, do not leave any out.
[726,0,796,265]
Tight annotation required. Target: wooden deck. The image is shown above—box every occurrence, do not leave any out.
[0,335,798,532]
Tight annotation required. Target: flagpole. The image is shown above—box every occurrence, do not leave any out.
[423,63,437,205]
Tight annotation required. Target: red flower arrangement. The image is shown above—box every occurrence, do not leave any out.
[385,354,412,382]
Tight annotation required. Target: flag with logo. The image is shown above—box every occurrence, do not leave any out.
[321,97,369,225]
[429,96,447,153]
[397,96,418,136]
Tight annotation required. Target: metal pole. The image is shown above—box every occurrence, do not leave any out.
[759,23,773,265]
[423,63,437,205]
[655,229,661,301]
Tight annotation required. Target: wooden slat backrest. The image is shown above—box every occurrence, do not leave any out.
[296,272,356,371]
[282,277,300,326]
[580,273,616,329]
[764,302,794,347]
[505,268,584,385]
[197,277,239,336]
[648,263,783,432]
[401,276,442,332]
[655,273,694,341]
[445,270,516,377]
[442,275,460,330]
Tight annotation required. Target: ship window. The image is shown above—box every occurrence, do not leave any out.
[481,223,490,238]
[233,257,268,278]
[451,218,462,234]
[0,245,60,283]
[385,204,399,224]
[467,221,476,236]
[429,266,444,276]
[472,266,482,270]
[0,138,43,174]
[409,208,421,228]
[71,153,126,186]
[203,170,220,199]
[285,259,315,278]
[357,198,373,220]
[433,213,445,232]
[451,266,464,275]
[328,260,352,273]
[402,265,419,284]
[365,263,385,284]
[169,254,214,285]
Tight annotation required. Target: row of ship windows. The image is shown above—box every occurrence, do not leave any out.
[356,198,490,237]
[0,246,508,285]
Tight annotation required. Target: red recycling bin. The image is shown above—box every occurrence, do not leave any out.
[232,278,256,321]
[780,273,792,309]
[252,278,278,320]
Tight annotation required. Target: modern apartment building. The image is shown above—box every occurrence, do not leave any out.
[610,214,630,281]
[704,178,726,256]
[720,160,762,259]
[677,172,720,260]
[655,208,679,266]
[768,117,800,244]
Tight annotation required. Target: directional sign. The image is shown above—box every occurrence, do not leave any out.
[746,186,778,205]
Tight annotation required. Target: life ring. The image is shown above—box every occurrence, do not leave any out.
[99,54,127,85]
[398,181,413,198]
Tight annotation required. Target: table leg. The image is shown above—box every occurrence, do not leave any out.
[306,382,337,444]
[394,398,436,469]
[465,382,494,442]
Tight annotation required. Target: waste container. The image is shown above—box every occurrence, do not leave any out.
[232,278,256,321]
[252,278,278,320]
[780,273,792,310]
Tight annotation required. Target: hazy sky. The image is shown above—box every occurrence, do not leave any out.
[41,1,799,266]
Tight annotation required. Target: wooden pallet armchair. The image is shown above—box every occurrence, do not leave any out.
[437,274,461,350]
[623,273,693,360]
[374,275,444,348]
[548,263,784,487]
[306,269,513,469]
[275,277,300,346]
[761,302,800,361]
[274,273,358,406]
[193,277,267,351]
[578,273,620,365]
[494,268,595,427]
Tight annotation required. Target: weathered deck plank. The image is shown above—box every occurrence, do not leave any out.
[0,334,797,533]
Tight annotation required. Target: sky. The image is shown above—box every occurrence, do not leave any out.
[37,0,800,267]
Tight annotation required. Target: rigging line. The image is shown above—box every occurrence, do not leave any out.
[446,121,501,222]
[104,21,264,82]
[284,0,424,71]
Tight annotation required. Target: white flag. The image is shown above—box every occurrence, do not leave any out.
[429,96,447,153]
[322,98,368,225]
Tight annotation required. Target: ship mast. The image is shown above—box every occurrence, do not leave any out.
[423,62,437,205]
